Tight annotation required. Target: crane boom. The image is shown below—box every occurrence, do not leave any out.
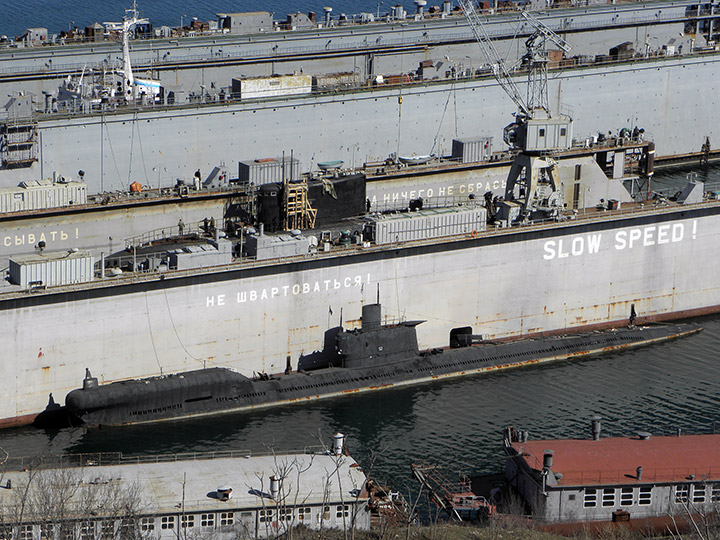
[457,0,529,117]
[521,10,571,111]
[458,0,573,153]
[455,1,574,222]
[521,11,571,53]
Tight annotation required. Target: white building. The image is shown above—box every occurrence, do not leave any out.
[0,440,370,539]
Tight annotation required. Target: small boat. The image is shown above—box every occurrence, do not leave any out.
[317,160,344,170]
[397,154,436,165]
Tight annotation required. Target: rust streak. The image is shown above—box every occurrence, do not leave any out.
[0,413,38,428]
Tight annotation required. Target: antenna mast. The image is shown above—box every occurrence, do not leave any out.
[119,1,149,102]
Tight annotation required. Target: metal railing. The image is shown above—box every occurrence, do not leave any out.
[3,445,327,471]
[369,195,485,214]
[31,46,716,122]
[123,222,208,248]
[0,10,693,77]
[5,185,719,299]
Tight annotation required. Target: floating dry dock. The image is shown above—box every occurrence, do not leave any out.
[2,170,719,427]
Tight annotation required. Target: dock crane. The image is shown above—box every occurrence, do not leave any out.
[458,0,573,221]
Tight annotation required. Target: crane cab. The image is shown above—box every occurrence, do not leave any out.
[504,113,573,153]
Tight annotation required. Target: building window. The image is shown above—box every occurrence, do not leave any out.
[298,507,312,521]
[219,512,234,526]
[19,525,34,540]
[0,528,11,540]
[100,521,114,539]
[674,485,690,503]
[59,525,74,540]
[317,506,331,523]
[638,487,652,506]
[602,488,616,507]
[119,519,135,540]
[712,484,720,502]
[620,487,634,506]
[161,516,175,530]
[278,508,293,522]
[539,128,546,137]
[200,514,215,528]
[693,484,707,503]
[40,523,54,540]
[259,510,274,523]
[140,517,155,531]
[583,488,597,508]
[80,521,95,540]
[181,515,195,528]
[560,127,567,136]
[336,505,349,518]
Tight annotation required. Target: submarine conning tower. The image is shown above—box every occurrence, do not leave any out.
[336,304,424,368]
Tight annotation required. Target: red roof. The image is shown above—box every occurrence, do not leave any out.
[512,434,720,486]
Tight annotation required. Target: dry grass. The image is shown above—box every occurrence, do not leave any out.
[287,523,574,540]
[284,521,710,540]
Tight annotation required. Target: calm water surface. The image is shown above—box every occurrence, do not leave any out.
[0,0,422,38]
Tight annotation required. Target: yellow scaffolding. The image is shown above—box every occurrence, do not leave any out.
[283,178,317,230]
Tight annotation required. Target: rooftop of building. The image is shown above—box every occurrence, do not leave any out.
[511,432,720,487]
[10,248,92,264]
[0,449,367,520]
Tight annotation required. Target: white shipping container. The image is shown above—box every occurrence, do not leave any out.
[312,72,361,90]
[238,156,300,185]
[9,250,94,289]
[0,180,87,213]
[169,241,233,270]
[233,74,312,100]
[245,233,310,260]
[372,206,486,245]
[452,137,493,163]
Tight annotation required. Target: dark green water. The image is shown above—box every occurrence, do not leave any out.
[1,163,719,507]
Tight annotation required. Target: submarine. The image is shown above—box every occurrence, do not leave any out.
[34,304,702,428]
